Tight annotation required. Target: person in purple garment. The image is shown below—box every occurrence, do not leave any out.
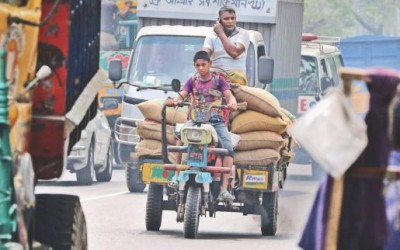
[167,50,238,203]
[385,88,400,250]
[299,68,399,250]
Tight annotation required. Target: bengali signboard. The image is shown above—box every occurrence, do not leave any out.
[137,0,277,23]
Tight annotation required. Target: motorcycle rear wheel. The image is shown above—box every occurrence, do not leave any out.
[261,191,278,236]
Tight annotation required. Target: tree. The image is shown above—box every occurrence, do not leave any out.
[303,0,400,36]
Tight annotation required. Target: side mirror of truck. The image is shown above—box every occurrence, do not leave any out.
[171,79,181,92]
[109,60,123,86]
[258,56,274,87]
[321,76,334,94]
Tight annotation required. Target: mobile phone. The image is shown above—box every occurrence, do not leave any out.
[217,17,221,23]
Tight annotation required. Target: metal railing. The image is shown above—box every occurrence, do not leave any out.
[114,116,141,146]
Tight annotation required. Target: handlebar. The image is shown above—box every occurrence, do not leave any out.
[164,99,230,110]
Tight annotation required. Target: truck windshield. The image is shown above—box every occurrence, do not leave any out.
[299,55,319,94]
[127,35,204,88]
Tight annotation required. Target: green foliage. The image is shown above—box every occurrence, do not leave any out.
[303,0,400,37]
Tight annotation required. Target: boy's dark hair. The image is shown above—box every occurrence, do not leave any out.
[219,6,236,17]
[193,50,211,62]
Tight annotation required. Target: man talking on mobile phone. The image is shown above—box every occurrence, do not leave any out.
[202,6,250,84]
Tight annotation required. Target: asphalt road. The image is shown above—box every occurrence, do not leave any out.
[36,164,321,250]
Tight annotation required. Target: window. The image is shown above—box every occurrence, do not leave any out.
[299,55,319,94]
[326,56,340,87]
[127,35,204,87]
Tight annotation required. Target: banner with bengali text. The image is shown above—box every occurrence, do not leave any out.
[138,0,277,23]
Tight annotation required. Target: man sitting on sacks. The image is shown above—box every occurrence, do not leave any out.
[203,6,249,87]
[166,50,238,203]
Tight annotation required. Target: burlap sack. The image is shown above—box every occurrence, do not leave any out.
[137,120,176,145]
[134,139,178,163]
[138,99,188,124]
[282,134,299,148]
[279,107,296,127]
[234,148,280,166]
[236,131,284,151]
[231,86,281,117]
[229,102,247,122]
[229,110,242,122]
[230,110,287,134]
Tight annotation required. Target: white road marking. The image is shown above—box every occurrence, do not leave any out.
[81,191,129,202]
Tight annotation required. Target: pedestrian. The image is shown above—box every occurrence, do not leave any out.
[100,0,132,51]
[202,6,250,85]
[385,86,400,250]
[298,68,399,250]
[167,50,238,203]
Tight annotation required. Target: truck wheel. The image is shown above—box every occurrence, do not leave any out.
[34,194,87,250]
[76,140,94,185]
[261,191,278,236]
[183,186,201,239]
[112,139,121,164]
[146,184,164,231]
[95,144,113,182]
[126,164,146,192]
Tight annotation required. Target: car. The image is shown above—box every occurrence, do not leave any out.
[294,33,345,178]
[67,110,113,185]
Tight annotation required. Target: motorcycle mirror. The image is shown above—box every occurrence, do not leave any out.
[171,79,181,92]
[36,65,52,80]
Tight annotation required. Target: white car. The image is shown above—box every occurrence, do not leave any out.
[67,110,113,185]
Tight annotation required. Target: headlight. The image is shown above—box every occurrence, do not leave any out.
[101,97,119,110]
[181,127,212,144]
[187,129,202,142]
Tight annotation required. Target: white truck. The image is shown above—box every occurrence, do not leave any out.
[114,0,304,192]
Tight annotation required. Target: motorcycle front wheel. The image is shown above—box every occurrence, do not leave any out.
[183,185,201,239]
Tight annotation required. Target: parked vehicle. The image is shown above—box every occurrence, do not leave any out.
[340,35,400,115]
[0,1,103,248]
[340,35,400,71]
[293,34,345,178]
[67,110,113,185]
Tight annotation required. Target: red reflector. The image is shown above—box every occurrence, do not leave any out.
[302,33,318,41]
[162,170,169,178]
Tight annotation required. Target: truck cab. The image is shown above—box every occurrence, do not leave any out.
[298,34,344,114]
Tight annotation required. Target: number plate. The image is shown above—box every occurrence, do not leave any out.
[141,162,175,184]
[241,169,269,190]
[187,144,204,163]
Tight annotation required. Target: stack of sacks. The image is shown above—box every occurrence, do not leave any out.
[230,85,296,166]
[134,99,188,163]
[279,107,298,162]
